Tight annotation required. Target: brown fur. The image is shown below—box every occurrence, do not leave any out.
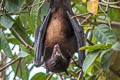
[45,8,67,47]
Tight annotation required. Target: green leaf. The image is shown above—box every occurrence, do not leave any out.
[19,13,36,34]
[75,4,88,14]
[85,64,93,76]
[27,15,36,34]
[82,50,100,73]
[40,2,49,20]
[101,50,112,71]
[6,36,20,45]
[20,44,34,56]
[108,8,120,21]
[18,50,28,57]
[10,17,32,45]
[97,16,111,23]
[93,24,117,44]
[31,73,57,80]
[31,72,46,80]
[17,44,30,57]
[80,43,112,52]
[12,55,33,80]
[50,78,57,80]
[111,42,120,51]
[37,1,49,25]
[5,0,25,14]
[0,29,13,59]
[20,44,29,53]
[0,15,14,28]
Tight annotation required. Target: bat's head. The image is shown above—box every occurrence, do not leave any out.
[46,44,70,73]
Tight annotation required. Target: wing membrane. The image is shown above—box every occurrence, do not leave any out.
[67,11,85,68]
[34,9,51,67]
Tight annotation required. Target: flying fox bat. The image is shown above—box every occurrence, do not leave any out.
[34,0,85,73]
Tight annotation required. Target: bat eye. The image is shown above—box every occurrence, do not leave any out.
[51,62,56,67]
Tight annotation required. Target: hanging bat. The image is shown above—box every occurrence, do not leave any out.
[34,0,85,73]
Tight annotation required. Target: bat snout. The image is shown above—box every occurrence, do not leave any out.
[52,44,63,57]
[46,60,69,73]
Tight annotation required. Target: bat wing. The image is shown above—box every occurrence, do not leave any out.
[34,9,51,67]
[67,11,85,68]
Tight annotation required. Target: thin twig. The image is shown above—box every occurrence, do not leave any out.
[0,53,7,66]
[0,0,3,10]
[30,1,43,7]
[71,59,78,64]
[71,57,81,68]
[6,70,12,77]
[77,70,82,80]
[11,28,34,50]
[76,69,81,74]
[72,11,105,19]
[58,74,63,80]
[0,57,21,72]
[99,5,107,16]
[13,58,22,80]
[87,39,94,45]
[71,12,91,19]
[70,13,120,27]
[97,20,120,27]
[99,4,112,29]
[67,50,81,68]
[80,14,92,25]
[0,12,28,17]
[102,0,120,5]
[93,63,101,72]
[46,73,53,80]
[105,0,109,12]
[95,69,103,79]
[37,0,46,11]
[68,72,76,79]
[20,61,23,79]
[99,2,120,10]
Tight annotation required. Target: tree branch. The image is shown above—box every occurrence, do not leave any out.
[11,28,34,51]
[77,70,82,80]
[96,20,120,27]
[13,58,22,80]
[101,0,120,5]
[72,15,120,27]
[99,2,120,10]
[0,57,22,72]
[58,74,63,80]
[46,73,53,80]
[37,0,46,11]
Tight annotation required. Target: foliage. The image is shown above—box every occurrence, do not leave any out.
[0,0,120,80]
